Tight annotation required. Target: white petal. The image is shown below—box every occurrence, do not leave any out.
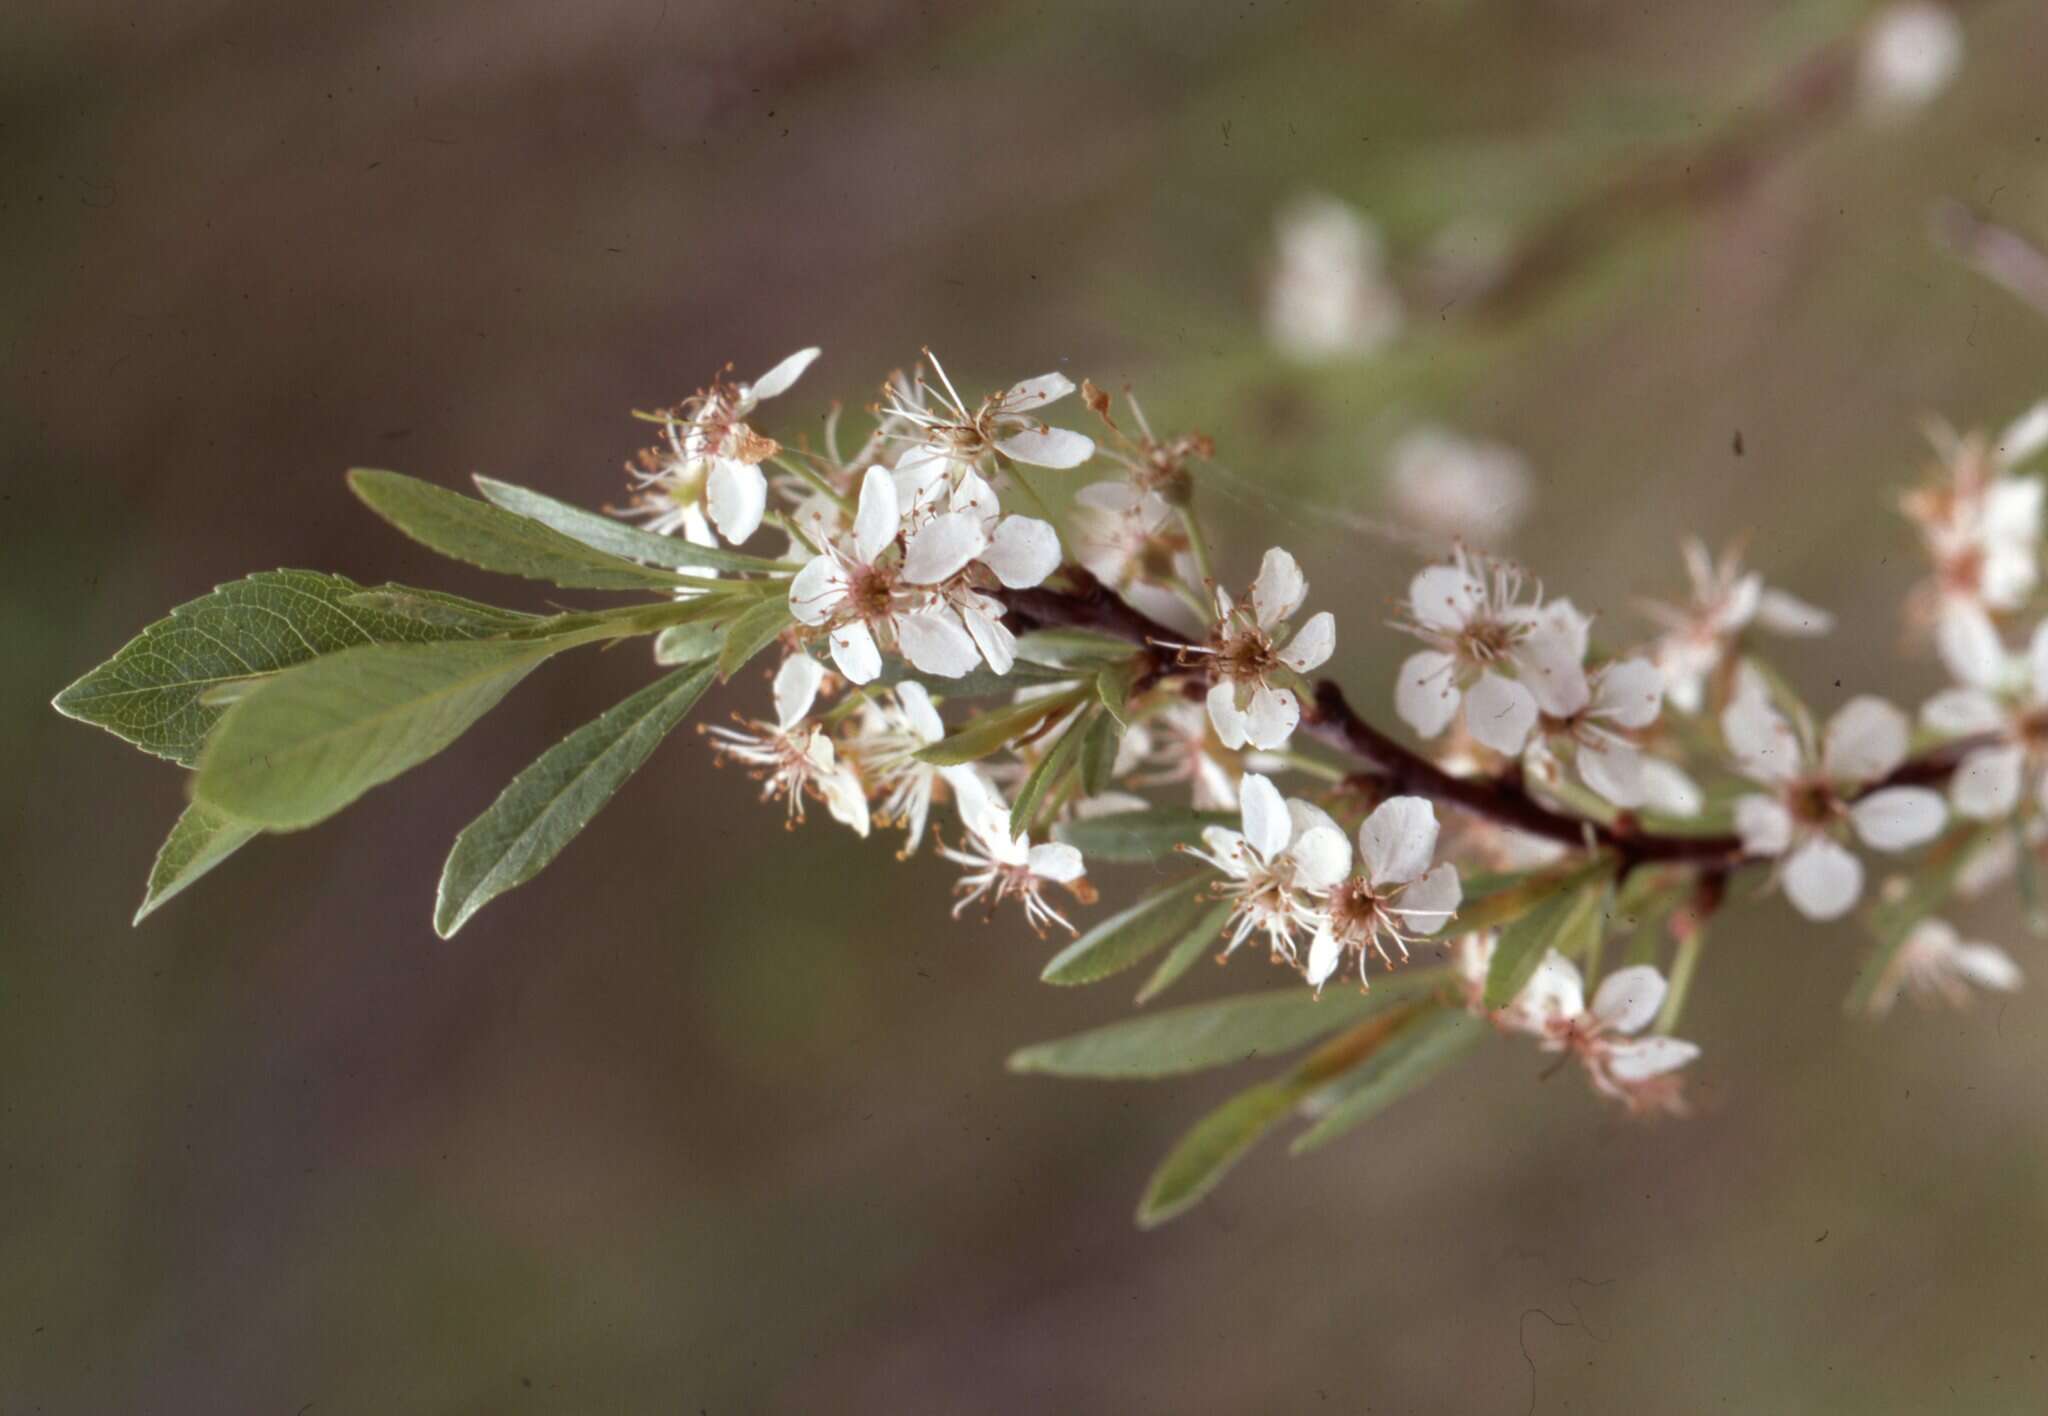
[853,465,900,564]
[1243,683,1301,750]
[1850,786,1947,851]
[1605,1036,1700,1084]
[1027,842,1087,883]
[1592,658,1664,730]
[1936,601,2006,689]
[1953,942,2024,992]
[1238,772,1290,858]
[1734,794,1794,856]
[1590,965,1667,1035]
[1198,825,1248,877]
[1289,825,1353,892]
[1358,796,1438,887]
[897,610,980,678]
[1000,372,1075,411]
[1306,927,1342,989]
[1721,690,1802,784]
[772,654,824,728]
[959,601,1017,675]
[748,346,820,402]
[1513,621,1590,718]
[788,556,844,626]
[1394,862,1461,936]
[996,426,1095,468]
[1921,687,2007,737]
[1753,588,1835,637]
[1395,651,1460,738]
[2031,619,2048,703]
[820,767,871,838]
[827,622,882,684]
[1516,951,1585,1026]
[901,513,988,585]
[1278,611,1336,673]
[1406,563,1483,632]
[1251,547,1307,627]
[1464,672,1538,755]
[950,471,1002,530]
[1576,734,1646,809]
[1823,695,1910,784]
[982,516,1062,588]
[1639,759,1704,817]
[1782,837,1864,920]
[895,680,944,742]
[1287,799,1343,845]
[1206,681,1250,749]
[1950,744,2025,820]
[704,460,768,544]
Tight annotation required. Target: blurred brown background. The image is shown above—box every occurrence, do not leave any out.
[7,1,2048,1411]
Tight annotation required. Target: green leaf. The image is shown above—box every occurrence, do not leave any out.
[133,802,262,924]
[53,571,541,767]
[716,595,796,681]
[1007,970,1445,1080]
[1014,628,1143,667]
[1290,1009,1486,1154]
[1077,708,1123,796]
[1040,875,1212,986]
[472,476,796,574]
[1136,1081,1296,1229]
[816,648,1077,700]
[1094,656,1142,728]
[348,468,692,592]
[654,621,724,665]
[435,664,716,936]
[1008,705,1093,837]
[1484,869,1611,1010]
[917,689,1085,768]
[1134,898,1234,1004]
[1052,807,1234,864]
[194,637,572,830]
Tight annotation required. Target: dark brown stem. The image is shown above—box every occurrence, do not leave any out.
[997,568,1983,877]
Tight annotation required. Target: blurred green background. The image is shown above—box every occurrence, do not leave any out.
[7,0,2048,1410]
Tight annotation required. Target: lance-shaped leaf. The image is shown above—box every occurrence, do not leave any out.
[654,621,724,666]
[53,571,538,766]
[195,636,572,829]
[1134,898,1234,1004]
[1135,1080,1296,1229]
[1290,1008,1486,1154]
[1076,709,1123,797]
[435,663,716,936]
[1008,704,1095,837]
[348,469,694,592]
[133,802,262,924]
[917,689,1086,768]
[472,476,797,575]
[1008,969,1445,1080]
[1484,867,1612,1010]
[1040,874,1212,986]
[716,595,796,681]
[1052,807,1235,864]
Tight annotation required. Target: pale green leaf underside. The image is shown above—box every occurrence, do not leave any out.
[134,801,262,924]
[194,637,568,830]
[1136,1080,1295,1229]
[1133,898,1234,1004]
[472,476,793,575]
[1290,1009,1486,1154]
[1052,808,1235,864]
[348,468,690,592]
[435,663,717,937]
[1040,874,1211,986]
[1484,875,1606,1010]
[1007,971,1444,1080]
[53,570,537,766]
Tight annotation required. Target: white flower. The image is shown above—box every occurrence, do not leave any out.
[896,470,1063,675]
[1869,918,2023,1016]
[1393,548,1589,755]
[1902,403,2048,687]
[1919,618,2048,821]
[1515,955,1701,1114]
[845,681,947,854]
[1723,688,1947,920]
[787,466,982,684]
[1265,193,1402,362]
[1384,425,1532,546]
[1185,772,1350,967]
[1124,699,1282,811]
[1542,657,1667,808]
[1305,796,1462,991]
[1640,538,1833,715]
[630,347,819,546]
[1859,2,1964,122]
[1178,547,1335,751]
[884,350,1095,489]
[939,771,1091,936]
[703,654,869,835]
[1072,479,1175,585]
